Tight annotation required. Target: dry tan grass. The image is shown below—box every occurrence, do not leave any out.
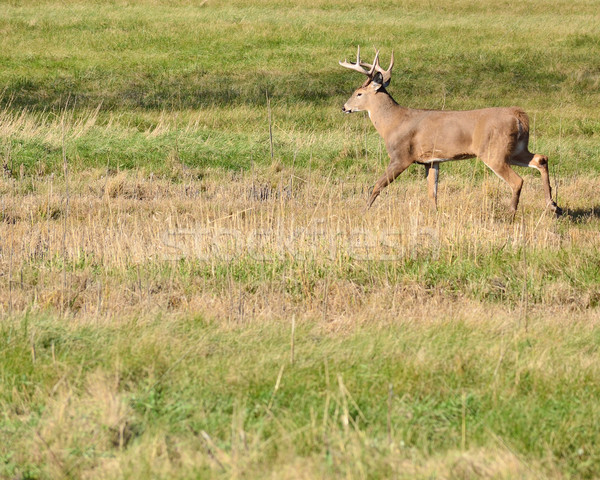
[1,166,598,326]
[30,371,133,478]
[0,104,103,148]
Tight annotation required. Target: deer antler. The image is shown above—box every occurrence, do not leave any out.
[339,46,376,76]
[359,48,394,86]
[339,46,394,86]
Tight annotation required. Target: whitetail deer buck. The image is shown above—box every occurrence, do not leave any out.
[340,46,562,216]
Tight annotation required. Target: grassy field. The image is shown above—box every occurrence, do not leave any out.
[1,0,600,478]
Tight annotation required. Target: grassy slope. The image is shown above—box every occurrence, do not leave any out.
[1,0,600,478]
[1,0,600,175]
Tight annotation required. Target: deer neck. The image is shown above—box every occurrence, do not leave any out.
[366,90,403,139]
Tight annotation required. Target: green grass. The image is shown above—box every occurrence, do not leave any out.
[1,0,600,176]
[3,313,600,478]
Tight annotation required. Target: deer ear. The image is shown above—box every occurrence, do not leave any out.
[371,71,385,90]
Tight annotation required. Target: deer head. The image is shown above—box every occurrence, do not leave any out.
[339,46,394,114]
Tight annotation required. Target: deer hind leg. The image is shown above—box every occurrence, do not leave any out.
[368,160,410,208]
[484,157,524,216]
[509,151,562,216]
[424,163,439,209]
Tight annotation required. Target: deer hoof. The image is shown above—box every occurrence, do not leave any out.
[553,205,563,217]
[547,201,562,217]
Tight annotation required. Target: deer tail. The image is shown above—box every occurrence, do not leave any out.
[512,107,530,140]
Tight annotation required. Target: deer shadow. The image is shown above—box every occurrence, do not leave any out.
[560,205,600,222]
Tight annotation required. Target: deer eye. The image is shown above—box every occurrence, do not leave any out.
[357,93,363,97]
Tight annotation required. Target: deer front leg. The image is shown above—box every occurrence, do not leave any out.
[424,163,439,210]
[368,160,410,208]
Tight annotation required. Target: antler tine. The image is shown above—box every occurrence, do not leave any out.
[387,50,394,75]
[339,45,371,76]
[368,49,380,76]
[359,49,378,69]
[360,48,394,84]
